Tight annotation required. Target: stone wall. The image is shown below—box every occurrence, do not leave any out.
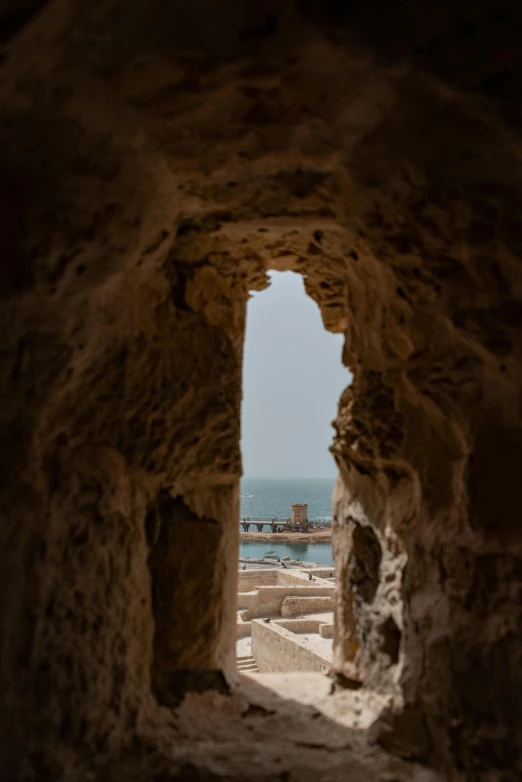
[237,569,279,590]
[319,623,334,639]
[237,622,252,640]
[252,620,331,674]
[281,596,334,618]
[237,591,257,610]
[304,568,336,580]
[273,619,322,633]
[272,570,310,587]
[1,0,522,777]
[243,586,334,620]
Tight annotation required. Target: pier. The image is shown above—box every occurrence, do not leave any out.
[240,503,331,533]
[240,517,309,533]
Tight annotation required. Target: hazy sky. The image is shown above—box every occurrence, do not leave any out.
[241,272,350,479]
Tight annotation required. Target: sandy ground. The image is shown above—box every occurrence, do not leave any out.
[239,530,331,544]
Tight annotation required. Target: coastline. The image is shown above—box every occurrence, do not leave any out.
[239,530,331,544]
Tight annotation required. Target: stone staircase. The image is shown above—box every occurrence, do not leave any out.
[237,654,258,674]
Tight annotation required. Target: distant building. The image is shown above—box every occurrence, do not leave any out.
[291,503,308,529]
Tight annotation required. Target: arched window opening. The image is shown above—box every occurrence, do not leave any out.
[237,271,349,674]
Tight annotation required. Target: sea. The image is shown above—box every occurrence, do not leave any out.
[239,477,335,566]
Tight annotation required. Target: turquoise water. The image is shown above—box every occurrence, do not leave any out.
[240,477,335,519]
[239,541,334,566]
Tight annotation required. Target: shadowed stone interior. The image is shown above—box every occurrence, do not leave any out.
[0,0,521,779]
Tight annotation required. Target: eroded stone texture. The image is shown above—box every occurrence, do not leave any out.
[147,492,225,696]
[0,0,522,779]
[332,477,406,696]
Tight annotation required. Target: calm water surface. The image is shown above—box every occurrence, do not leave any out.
[239,541,334,566]
[240,477,335,519]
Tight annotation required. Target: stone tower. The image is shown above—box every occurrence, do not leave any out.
[291,503,308,528]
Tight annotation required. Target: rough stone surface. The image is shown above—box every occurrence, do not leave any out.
[252,619,332,674]
[333,482,406,695]
[1,0,522,779]
[281,595,334,618]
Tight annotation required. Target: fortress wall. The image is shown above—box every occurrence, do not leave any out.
[252,620,330,674]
